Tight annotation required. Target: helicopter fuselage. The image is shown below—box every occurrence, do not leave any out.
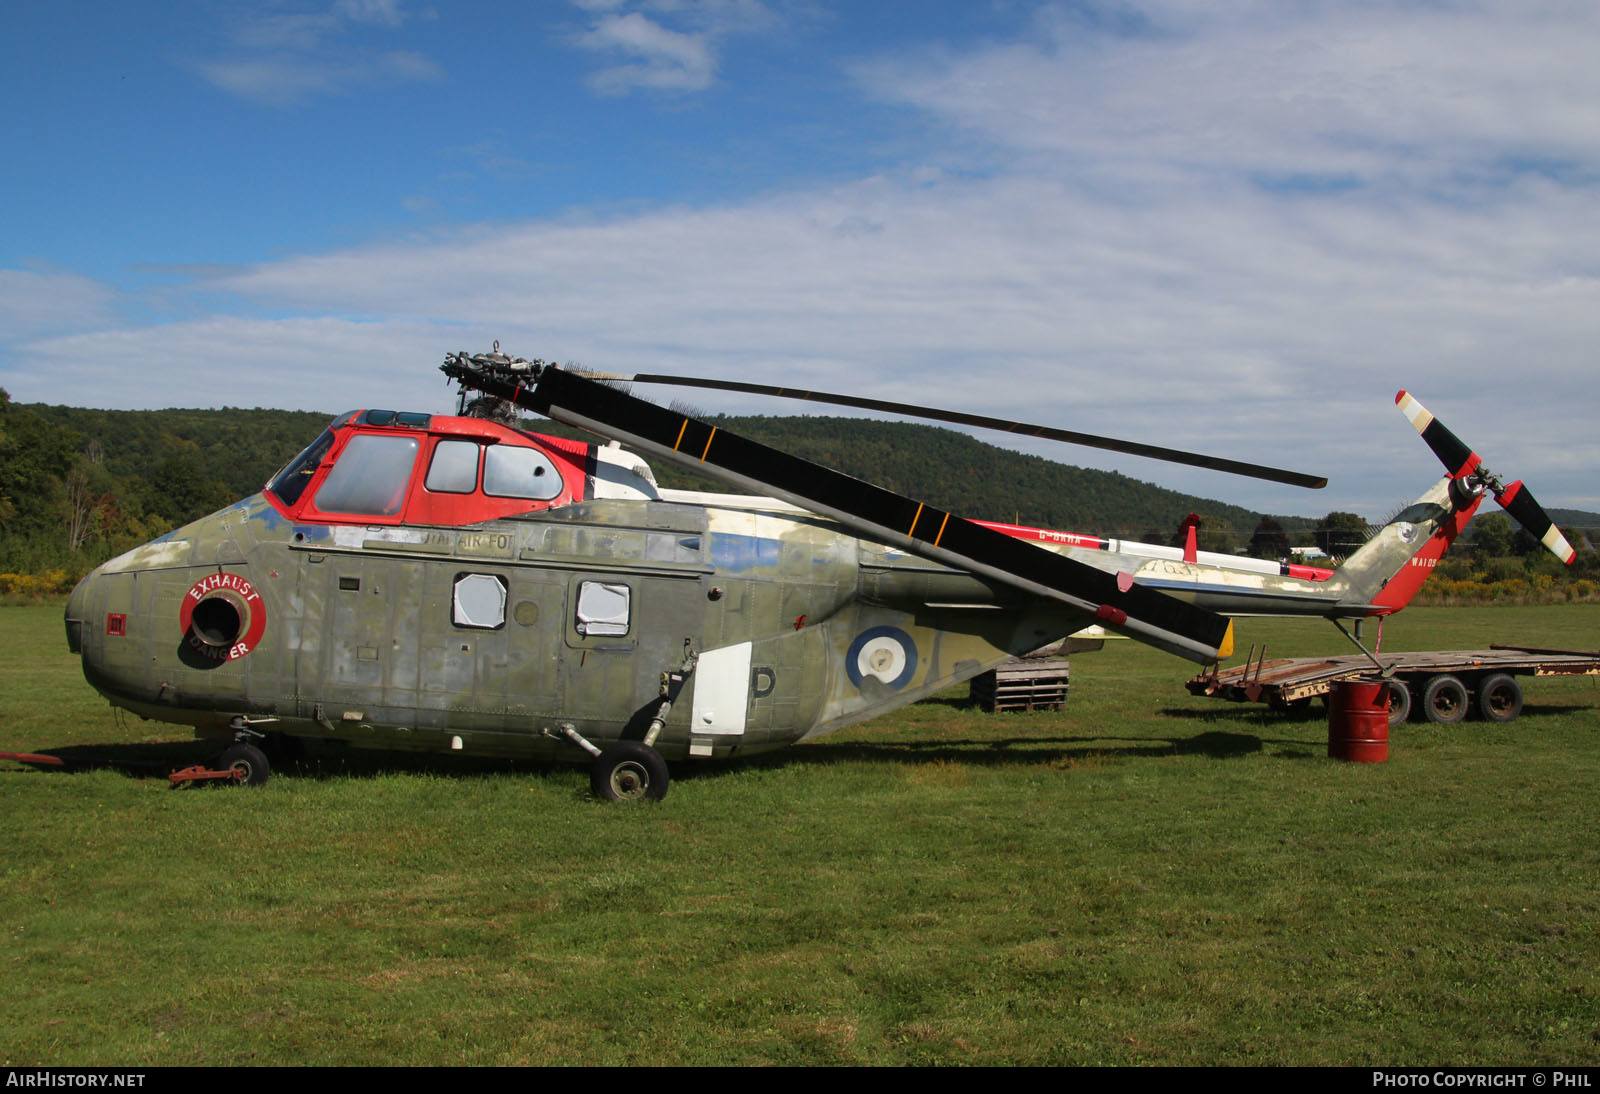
[62,401,1480,770]
[63,410,1086,762]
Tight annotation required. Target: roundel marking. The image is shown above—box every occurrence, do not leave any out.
[178,572,267,662]
[845,625,918,691]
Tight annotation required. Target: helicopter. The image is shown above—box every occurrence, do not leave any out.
[57,350,1574,799]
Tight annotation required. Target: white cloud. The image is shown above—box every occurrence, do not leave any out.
[10,158,1597,512]
[200,52,440,105]
[578,12,717,94]
[0,270,117,343]
[859,2,1600,190]
[334,0,410,29]
[8,317,454,414]
[569,0,780,95]
[199,1,440,105]
[14,3,1600,517]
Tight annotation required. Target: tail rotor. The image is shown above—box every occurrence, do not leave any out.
[1396,390,1576,564]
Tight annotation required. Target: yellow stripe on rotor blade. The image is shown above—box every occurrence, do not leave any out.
[1218,620,1235,660]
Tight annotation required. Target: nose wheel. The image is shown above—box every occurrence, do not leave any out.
[590,742,669,802]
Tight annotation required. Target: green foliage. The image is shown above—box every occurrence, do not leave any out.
[1247,517,1290,559]
[0,402,332,576]
[1471,513,1514,560]
[1315,510,1369,557]
[0,393,82,539]
[5,401,1599,607]
[1184,511,1240,555]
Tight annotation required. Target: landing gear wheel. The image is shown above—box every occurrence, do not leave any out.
[1384,679,1412,726]
[216,742,270,787]
[590,742,669,802]
[1476,673,1523,723]
[1421,674,1468,725]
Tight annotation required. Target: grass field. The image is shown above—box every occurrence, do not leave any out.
[2,603,1597,1066]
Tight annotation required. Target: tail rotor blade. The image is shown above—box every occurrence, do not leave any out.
[1498,480,1577,565]
[1395,390,1481,478]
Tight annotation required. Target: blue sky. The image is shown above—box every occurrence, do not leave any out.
[3,1,1598,519]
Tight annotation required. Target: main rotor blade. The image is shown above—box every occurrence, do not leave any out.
[446,358,1236,663]
[1395,390,1575,565]
[591,372,1328,490]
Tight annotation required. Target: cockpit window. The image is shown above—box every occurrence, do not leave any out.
[483,445,562,500]
[425,440,481,494]
[1392,501,1446,525]
[313,434,420,516]
[266,429,336,507]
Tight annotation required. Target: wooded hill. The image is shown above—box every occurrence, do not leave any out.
[4,394,1593,582]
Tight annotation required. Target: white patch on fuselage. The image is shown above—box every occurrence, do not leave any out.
[332,525,433,548]
[100,539,191,573]
[700,506,817,541]
[658,488,804,513]
[591,442,661,500]
[691,642,753,736]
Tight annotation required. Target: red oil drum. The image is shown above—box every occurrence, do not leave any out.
[1328,679,1390,763]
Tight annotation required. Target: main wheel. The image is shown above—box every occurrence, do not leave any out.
[590,742,669,802]
[1384,679,1412,726]
[216,742,270,787]
[1421,674,1468,725]
[1476,673,1523,723]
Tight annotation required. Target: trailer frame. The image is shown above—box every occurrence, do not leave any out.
[1186,644,1600,725]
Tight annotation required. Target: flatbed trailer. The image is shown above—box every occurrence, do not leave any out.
[1186,645,1600,726]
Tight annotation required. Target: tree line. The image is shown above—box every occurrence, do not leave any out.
[3,395,1594,597]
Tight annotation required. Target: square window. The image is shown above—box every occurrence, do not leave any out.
[576,582,630,636]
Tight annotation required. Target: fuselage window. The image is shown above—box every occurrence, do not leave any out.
[576,581,631,637]
[267,429,336,507]
[313,434,419,516]
[426,440,481,494]
[483,444,562,501]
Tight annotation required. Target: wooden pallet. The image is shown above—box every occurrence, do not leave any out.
[970,658,1071,712]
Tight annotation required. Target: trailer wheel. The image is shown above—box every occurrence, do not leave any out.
[1476,674,1523,723]
[1269,695,1313,716]
[1384,679,1412,726]
[1421,674,1468,725]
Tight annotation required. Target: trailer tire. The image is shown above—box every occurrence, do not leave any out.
[1384,679,1412,726]
[1421,674,1469,725]
[1476,673,1523,723]
[1269,695,1314,716]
